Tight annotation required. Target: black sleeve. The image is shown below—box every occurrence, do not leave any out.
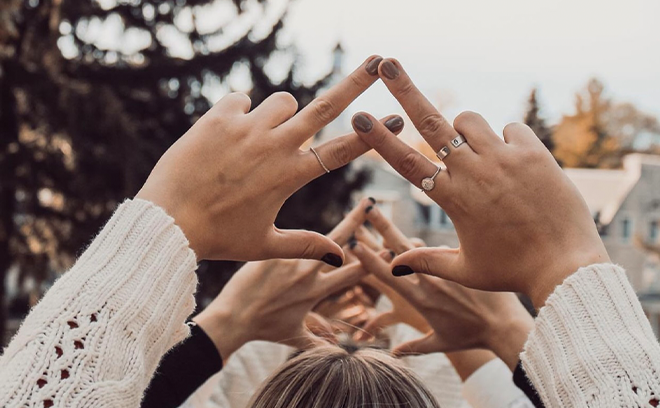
[141,323,224,408]
[513,360,545,408]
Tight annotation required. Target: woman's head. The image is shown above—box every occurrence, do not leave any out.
[249,344,440,408]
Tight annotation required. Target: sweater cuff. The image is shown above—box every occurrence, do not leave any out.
[520,263,660,407]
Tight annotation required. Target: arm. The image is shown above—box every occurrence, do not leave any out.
[0,199,198,408]
[521,263,660,407]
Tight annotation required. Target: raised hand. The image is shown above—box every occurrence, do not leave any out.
[352,58,609,307]
[192,258,369,363]
[136,55,405,265]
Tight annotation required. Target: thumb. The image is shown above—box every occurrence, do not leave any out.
[392,331,446,357]
[266,228,344,267]
[391,246,463,281]
[355,311,398,341]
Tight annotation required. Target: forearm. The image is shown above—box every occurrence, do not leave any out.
[521,263,660,407]
[0,199,198,408]
[487,314,534,371]
[445,349,497,382]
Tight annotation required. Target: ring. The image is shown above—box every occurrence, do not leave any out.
[436,146,451,160]
[310,147,330,174]
[450,134,467,148]
[421,167,442,192]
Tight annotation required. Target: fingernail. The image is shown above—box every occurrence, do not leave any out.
[389,250,396,259]
[384,116,404,133]
[365,205,374,214]
[381,60,400,80]
[365,57,383,76]
[392,265,414,276]
[321,253,343,267]
[368,197,377,204]
[353,114,373,133]
[348,239,358,250]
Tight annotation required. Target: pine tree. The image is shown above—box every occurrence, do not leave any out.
[523,88,554,154]
[0,0,367,342]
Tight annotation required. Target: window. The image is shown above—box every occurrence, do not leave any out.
[622,218,632,243]
[650,221,658,243]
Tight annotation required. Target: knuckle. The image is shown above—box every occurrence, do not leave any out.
[328,140,354,168]
[418,113,447,136]
[311,98,337,124]
[367,127,389,147]
[396,81,416,98]
[398,152,424,179]
[348,72,369,89]
[453,111,480,129]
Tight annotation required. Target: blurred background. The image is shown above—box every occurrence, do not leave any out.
[1,0,659,346]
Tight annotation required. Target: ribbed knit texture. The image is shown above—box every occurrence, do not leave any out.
[0,199,198,408]
[520,263,660,407]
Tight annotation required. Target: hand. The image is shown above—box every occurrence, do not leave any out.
[352,58,609,306]
[193,258,368,363]
[136,55,404,264]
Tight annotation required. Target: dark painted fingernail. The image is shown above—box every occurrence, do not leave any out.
[353,114,373,133]
[348,239,358,250]
[365,205,374,214]
[368,197,377,204]
[384,116,404,133]
[365,57,383,76]
[381,60,400,80]
[392,265,414,276]
[321,253,343,267]
[389,250,396,259]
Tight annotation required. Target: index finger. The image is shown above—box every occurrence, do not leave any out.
[326,197,375,246]
[281,55,383,143]
[378,58,459,152]
[365,205,415,255]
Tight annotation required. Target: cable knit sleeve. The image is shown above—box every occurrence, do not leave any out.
[520,263,660,407]
[0,199,198,408]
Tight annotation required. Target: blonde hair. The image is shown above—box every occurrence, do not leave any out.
[248,345,441,408]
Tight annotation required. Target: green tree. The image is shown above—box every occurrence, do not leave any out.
[523,88,554,154]
[0,0,367,343]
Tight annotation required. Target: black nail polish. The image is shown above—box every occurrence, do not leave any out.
[368,197,376,204]
[389,250,396,259]
[353,114,373,133]
[384,116,404,133]
[321,253,343,267]
[348,239,358,250]
[381,60,400,80]
[365,205,373,214]
[365,57,383,76]
[392,265,414,276]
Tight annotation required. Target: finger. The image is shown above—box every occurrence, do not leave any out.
[301,115,405,179]
[305,312,337,344]
[355,311,399,341]
[453,111,504,152]
[502,122,539,146]
[354,225,383,251]
[410,237,427,248]
[377,58,471,159]
[320,261,369,295]
[249,92,298,128]
[393,331,447,357]
[211,92,252,115]
[282,55,383,144]
[352,112,451,193]
[365,205,414,255]
[326,197,375,246]
[264,228,344,267]
[391,247,464,283]
[350,241,417,299]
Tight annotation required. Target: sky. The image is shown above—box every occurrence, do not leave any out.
[278,0,660,134]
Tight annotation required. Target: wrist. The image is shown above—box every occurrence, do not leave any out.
[193,308,247,364]
[485,314,534,371]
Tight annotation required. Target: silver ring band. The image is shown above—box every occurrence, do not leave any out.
[421,167,442,192]
[310,147,330,174]
[436,146,451,160]
[450,134,467,148]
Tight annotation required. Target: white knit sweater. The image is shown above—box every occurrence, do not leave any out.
[1,200,660,407]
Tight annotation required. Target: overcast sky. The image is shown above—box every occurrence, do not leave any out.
[279,0,660,134]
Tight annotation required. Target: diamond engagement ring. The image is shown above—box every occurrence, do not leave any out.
[421,167,442,192]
